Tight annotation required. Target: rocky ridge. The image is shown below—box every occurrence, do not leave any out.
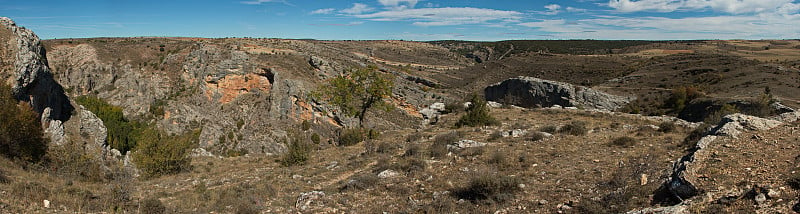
[484,76,633,111]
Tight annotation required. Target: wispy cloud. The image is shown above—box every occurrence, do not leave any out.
[543,4,561,15]
[354,7,522,26]
[566,7,588,13]
[519,13,800,39]
[309,21,365,26]
[341,3,374,14]
[378,0,418,10]
[310,8,335,14]
[240,0,292,6]
[607,0,800,14]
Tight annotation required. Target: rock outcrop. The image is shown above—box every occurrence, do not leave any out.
[0,17,73,143]
[484,76,631,111]
[661,113,783,203]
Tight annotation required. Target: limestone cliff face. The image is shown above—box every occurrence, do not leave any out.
[0,17,73,122]
[0,17,76,146]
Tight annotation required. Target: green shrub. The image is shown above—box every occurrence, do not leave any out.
[340,173,380,191]
[0,169,8,183]
[300,120,311,131]
[133,128,199,178]
[558,121,588,136]
[611,136,637,147]
[280,132,313,167]
[528,132,546,142]
[140,197,166,214]
[338,128,364,146]
[664,86,703,114]
[658,122,677,133]
[453,174,521,204]
[405,132,424,142]
[76,95,143,153]
[487,151,508,168]
[310,133,321,144]
[403,144,422,157]
[430,131,460,158]
[455,94,499,128]
[539,125,558,133]
[704,103,739,125]
[488,131,503,142]
[0,85,47,162]
[787,173,800,190]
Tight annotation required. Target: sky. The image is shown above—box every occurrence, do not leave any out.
[1,0,799,41]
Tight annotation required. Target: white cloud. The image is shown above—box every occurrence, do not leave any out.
[519,14,800,39]
[566,7,589,12]
[240,0,283,5]
[341,3,374,14]
[607,0,800,14]
[378,0,418,10]
[354,7,522,26]
[543,4,562,15]
[310,8,335,14]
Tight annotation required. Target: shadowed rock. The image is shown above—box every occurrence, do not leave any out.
[484,76,631,111]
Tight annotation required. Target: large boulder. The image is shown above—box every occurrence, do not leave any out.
[484,76,631,111]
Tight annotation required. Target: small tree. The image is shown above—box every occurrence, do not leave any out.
[455,94,498,128]
[0,85,48,162]
[318,66,393,127]
[132,128,199,178]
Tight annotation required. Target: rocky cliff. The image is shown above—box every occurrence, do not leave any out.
[42,37,456,155]
[0,17,74,144]
[484,76,632,111]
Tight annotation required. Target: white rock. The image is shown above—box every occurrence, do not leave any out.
[378,170,399,179]
[487,101,502,108]
[510,129,528,137]
[452,140,486,149]
[43,200,50,208]
[429,102,446,111]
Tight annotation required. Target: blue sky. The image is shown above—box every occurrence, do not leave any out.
[1,0,799,41]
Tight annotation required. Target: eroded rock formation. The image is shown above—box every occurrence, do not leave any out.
[484,76,632,111]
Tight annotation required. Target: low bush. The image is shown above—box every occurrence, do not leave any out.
[704,103,739,125]
[403,144,422,157]
[455,94,499,128]
[487,131,504,142]
[340,173,380,191]
[0,85,48,162]
[453,174,521,204]
[539,125,558,133]
[658,122,677,133]
[133,128,199,178]
[139,197,166,214]
[787,173,800,190]
[487,151,508,168]
[611,136,637,147]
[430,131,460,158]
[280,132,313,167]
[405,132,425,142]
[528,132,547,142]
[558,121,588,136]
[338,128,364,146]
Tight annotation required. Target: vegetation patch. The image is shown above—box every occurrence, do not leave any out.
[455,94,499,128]
[558,121,588,136]
[132,128,199,178]
[0,85,48,162]
[280,131,313,167]
[610,136,638,147]
[452,174,521,204]
[76,95,143,153]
